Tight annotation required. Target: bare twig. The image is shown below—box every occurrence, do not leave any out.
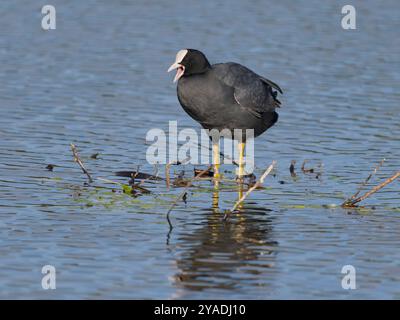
[97,177,122,185]
[350,158,385,200]
[301,160,314,173]
[70,144,93,183]
[153,164,160,180]
[342,170,400,207]
[289,160,297,177]
[166,165,212,231]
[224,161,276,220]
[131,165,140,180]
[165,163,171,188]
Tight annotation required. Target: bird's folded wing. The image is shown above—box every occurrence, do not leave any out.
[214,63,282,119]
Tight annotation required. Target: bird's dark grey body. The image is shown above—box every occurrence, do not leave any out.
[177,62,281,139]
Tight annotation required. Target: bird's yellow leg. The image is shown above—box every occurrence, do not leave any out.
[237,141,245,179]
[212,141,221,180]
[237,142,245,210]
[237,182,244,211]
[212,188,220,209]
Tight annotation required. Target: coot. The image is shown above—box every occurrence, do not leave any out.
[168,49,282,178]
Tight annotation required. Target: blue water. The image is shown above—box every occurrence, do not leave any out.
[0,0,399,299]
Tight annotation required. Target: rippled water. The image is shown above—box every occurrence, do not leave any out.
[0,1,399,299]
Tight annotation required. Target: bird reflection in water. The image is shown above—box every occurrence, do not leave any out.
[173,184,278,292]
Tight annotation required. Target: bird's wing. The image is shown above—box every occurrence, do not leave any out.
[213,63,282,119]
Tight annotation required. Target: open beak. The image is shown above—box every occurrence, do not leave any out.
[167,62,185,83]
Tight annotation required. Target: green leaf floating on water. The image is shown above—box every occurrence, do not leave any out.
[122,184,133,194]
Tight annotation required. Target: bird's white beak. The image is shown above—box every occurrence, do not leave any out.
[167,62,185,83]
[168,49,188,83]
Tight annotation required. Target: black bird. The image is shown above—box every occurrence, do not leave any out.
[168,49,282,178]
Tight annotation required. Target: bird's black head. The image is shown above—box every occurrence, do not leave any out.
[168,49,211,82]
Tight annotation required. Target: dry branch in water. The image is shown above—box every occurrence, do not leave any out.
[165,164,171,188]
[349,158,385,201]
[224,161,276,220]
[70,143,94,183]
[289,160,297,177]
[301,160,314,173]
[342,169,400,207]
